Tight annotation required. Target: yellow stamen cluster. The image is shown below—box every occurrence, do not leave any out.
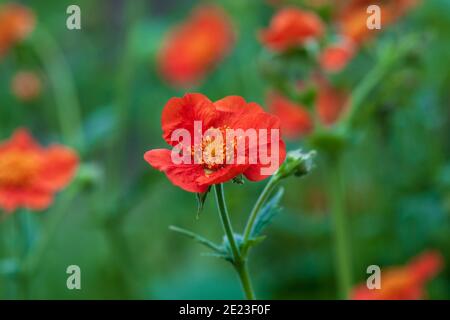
[192,126,237,172]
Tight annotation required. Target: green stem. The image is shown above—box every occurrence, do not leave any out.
[22,184,79,276]
[235,260,255,300]
[28,28,84,150]
[329,157,352,299]
[214,184,240,262]
[242,176,280,244]
[14,210,33,299]
[214,184,255,300]
[339,36,418,131]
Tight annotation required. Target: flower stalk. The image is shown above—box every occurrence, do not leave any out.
[210,151,315,300]
[328,156,352,299]
[214,184,255,300]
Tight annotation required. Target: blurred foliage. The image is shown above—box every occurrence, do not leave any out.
[0,0,449,299]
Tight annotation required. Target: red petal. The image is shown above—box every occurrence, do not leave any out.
[23,189,53,211]
[0,128,41,152]
[244,139,286,181]
[144,149,208,193]
[33,145,79,192]
[196,164,247,187]
[161,93,217,146]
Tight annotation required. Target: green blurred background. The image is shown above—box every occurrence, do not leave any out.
[0,0,449,299]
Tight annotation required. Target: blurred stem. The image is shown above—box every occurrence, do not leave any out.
[328,156,352,299]
[107,1,144,198]
[14,210,33,299]
[28,28,84,150]
[21,184,80,275]
[339,36,418,131]
[242,176,280,246]
[214,184,255,300]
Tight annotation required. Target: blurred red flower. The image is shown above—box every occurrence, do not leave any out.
[0,129,78,213]
[267,91,313,139]
[352,250,444,300]
[144,93,286,193]
[316,77,349,126]
[338,0,419,44]
[319,39,356,73]
[268,78,349,139]
[11,70,42,102]
[260,7,324,52]
[0,3,35,58]
[158,5,235,87]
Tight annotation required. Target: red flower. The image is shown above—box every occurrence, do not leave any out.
[260,7,324,52]
[144,93,286,193]
[267,91,313,139]
[352,251,444,300]
[268,78,349,139]
[337,0,419,44]
[319,39,356,73]
[0,129,78,213]
[0,3,35,58]
[158,5,235,87]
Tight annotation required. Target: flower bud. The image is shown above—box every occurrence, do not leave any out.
[275,149,315,180]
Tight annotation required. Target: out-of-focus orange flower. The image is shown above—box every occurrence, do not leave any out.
[0,129,78,213]
[0,3,35,57]
[158,5,235,87]
[267,91,313,139]
[268,78,348,139]
[338,0,419,44]
[260,7,324,52]
[352,251,444,300]
[319,38,356,73]
[11,71,42,102]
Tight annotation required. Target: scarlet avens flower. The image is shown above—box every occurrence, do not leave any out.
[268,78,349,139]
[260,7,324,52]
[0,129,79,213]
[158,5,235,87]
[338,0,419,44]
[0,3,35,58]
[11,71,42,102]
[144,93,286,193]
[352,251,444,300]
[319,39,356,73]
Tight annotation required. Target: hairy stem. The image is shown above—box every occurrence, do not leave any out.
[214,184,255,300]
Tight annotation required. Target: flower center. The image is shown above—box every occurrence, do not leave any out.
[0,151,41,187]
[192,126,236,172]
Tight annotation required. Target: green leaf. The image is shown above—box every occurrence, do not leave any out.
[201,252,232,262]
[249,187,285,239]
[195,187,211,219]
[169,225,224,255]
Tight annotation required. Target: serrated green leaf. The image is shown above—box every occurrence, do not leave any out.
[250,187,284,239]
[169,225,224,254]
